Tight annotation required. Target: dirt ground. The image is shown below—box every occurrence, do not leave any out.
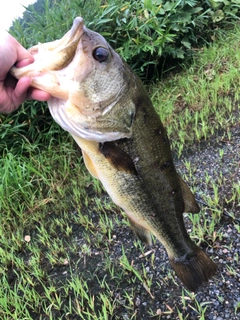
[52,123,239,319]
[7,121,239,320]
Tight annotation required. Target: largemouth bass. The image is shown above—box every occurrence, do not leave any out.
[11,17,216,291]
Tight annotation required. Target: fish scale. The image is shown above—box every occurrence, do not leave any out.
[11,16,217,291]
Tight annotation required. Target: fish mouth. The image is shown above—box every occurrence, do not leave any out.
[10,17,85,78]
[28,16,85,72]
[10,17,86,100]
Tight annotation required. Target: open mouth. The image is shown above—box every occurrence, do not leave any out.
[10,17,86,100]
[10,17,85,77]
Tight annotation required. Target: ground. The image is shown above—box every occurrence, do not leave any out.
[6,121,239,320]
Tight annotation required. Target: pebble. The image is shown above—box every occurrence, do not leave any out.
[135,297,141,306]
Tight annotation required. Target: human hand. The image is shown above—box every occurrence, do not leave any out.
[0,31,51,114]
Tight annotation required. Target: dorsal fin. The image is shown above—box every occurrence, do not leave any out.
[178,175,200,213]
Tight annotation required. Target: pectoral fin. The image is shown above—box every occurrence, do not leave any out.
[178,175,200,213]
[99,142,137,175]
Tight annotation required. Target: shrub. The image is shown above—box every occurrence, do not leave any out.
[1,0,239,151]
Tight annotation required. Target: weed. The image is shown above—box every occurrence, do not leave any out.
[0,4,239,319]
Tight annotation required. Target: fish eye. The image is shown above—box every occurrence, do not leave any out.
[93,47,109,62]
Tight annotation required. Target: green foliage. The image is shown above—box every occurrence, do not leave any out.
[0,100,63,154]
[1,0,239,151]
[0,10,239,319]
[90,0,240,78]
[12,0,240,77]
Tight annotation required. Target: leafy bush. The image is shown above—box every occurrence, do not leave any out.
[87,0,240,77]
[1,0,239,151]
[12,0,240,77]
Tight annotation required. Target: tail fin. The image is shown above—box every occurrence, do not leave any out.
[170,248,217,292]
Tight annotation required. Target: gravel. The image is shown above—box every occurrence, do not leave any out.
[67,122,240,319]
[14,122,239,319]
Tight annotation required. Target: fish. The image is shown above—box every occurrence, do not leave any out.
[11,17,217,291]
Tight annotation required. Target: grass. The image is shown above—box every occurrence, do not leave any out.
[0,14,240,320]
[151,26,240,157]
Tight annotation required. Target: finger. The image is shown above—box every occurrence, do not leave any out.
[16,57,34,68]
[11,77,32,109]
[28,88,51,101]
[15,41,34,65]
